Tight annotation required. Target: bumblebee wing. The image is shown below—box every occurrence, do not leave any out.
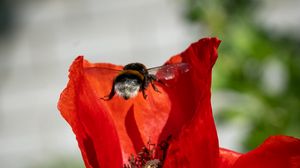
[147,62,190,80]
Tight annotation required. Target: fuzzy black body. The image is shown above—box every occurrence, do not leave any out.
[103,63,160,100]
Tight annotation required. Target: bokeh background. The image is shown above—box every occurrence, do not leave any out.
[0,0,299,167]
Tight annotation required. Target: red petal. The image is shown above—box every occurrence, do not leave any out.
[59,57,173,166]
[58,57,123,168]
[82,63,172,161]
[219,148,241,168]
[232,136,300,168]
[163,38,221,167]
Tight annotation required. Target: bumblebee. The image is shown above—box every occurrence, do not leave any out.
[101,62,189,100]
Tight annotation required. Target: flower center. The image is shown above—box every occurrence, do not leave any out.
[123,135,172,168]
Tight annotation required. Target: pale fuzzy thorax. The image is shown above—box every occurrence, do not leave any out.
[114,79,140,99]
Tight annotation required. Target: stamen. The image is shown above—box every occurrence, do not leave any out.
[144,159,161,168]
[123,135,172,168]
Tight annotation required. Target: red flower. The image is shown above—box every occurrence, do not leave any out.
[58,37,300,168]
[219,136,300,168]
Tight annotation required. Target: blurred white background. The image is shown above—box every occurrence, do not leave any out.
[0,0,299,167]
[0,0,197,167]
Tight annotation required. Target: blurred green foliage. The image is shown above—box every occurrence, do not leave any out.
[184,0,300,151]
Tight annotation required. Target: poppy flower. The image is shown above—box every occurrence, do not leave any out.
[58,37,300,168]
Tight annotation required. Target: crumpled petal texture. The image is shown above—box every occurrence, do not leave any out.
[162,38,220,168]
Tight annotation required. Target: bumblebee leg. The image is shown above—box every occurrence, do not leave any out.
[150,80,160,93]
[142,89,147,99]
[157,79,168,87]
[148,75,167,92]
[151,74,168,86]
[141,77,148,99]
[101,82,116,101]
